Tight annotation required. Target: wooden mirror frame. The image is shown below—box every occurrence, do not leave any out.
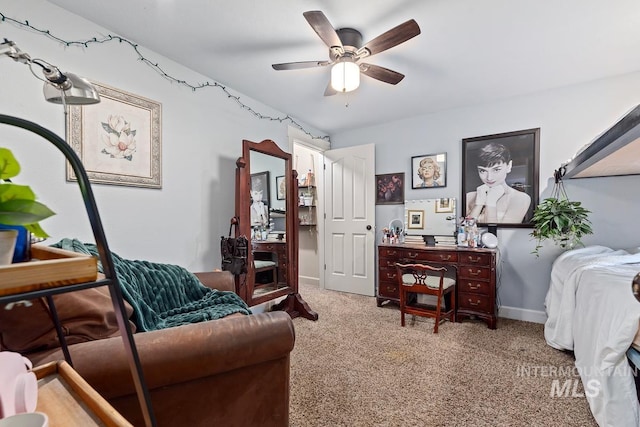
[235,139,317,320]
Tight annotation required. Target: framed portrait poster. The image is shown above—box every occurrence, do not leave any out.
[276,175,286,200]
[376,173,405,205]
[461,128,540,228]
[407,210,424,229]
[411,153,447,189]
[250,171,270,205]
[66,81,162,188]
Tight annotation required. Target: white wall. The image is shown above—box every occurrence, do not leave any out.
[0,1,323,271]
[331,72,640,319]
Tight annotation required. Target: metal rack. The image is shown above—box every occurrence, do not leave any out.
[0,114,156,427]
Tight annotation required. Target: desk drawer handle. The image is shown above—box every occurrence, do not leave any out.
[408,252,418,258]
[467,283,481,290]
[468,299,482,306]
[467,256,481,263]
[386,286,396,292]
[439,254,452,261]
[386,273,397,279]
[388,251,397,256]
[468,269,481,276]
[386,261,395,267]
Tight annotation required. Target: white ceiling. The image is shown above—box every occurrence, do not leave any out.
[47,0,640,136]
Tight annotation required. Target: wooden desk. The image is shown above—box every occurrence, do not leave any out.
[378,243,498,329]
[252,240,288,285]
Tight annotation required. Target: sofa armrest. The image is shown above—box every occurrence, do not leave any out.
[193,270,236,293]
[36,311,294,400]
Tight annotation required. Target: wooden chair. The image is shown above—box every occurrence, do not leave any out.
[396,263,456,333]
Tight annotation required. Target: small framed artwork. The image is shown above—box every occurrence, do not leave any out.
[66,81,162,188]
[375,173,405,205]
[411,153,447,189]
[276,175,286,200]
[462,128,540,227]
[435,198,454,213]
[407,210,424,229]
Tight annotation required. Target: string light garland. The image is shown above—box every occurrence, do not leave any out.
[0,12,330,142]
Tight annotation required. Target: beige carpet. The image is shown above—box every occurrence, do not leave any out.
[289,283,597,427]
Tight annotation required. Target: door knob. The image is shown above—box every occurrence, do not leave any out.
[366,225,372,230]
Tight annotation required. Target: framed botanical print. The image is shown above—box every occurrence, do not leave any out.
[66,81,162,188]
[411,153,447,189]
[461,128,540,227]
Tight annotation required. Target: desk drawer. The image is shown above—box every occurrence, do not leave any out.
[378,281,399,299]
[403,250,458,263]
[458,265,491,281]
[379,266,399,283]
[459,252,491,266]
[458,279,491,295]
[379,257,399,269]
[458,293,492,313]
[379,247,405,258]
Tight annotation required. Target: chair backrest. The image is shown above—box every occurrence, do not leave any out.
[395,263,448,291]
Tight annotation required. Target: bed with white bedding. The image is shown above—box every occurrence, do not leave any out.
[545,245,640,426]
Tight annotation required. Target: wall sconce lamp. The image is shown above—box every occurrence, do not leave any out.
[330,57,360,93]
[0,39,100,106]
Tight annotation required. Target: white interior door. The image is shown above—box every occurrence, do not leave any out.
[323,144,375,296]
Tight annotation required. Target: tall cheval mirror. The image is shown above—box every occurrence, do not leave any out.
[235,139,318,320]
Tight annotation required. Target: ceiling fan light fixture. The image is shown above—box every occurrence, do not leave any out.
[331,59,360,93]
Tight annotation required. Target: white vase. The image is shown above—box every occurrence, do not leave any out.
[0,229,18,265]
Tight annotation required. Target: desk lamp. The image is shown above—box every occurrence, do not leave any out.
[0,39,100,106]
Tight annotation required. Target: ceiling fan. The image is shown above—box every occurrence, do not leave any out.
[272,11,421,96]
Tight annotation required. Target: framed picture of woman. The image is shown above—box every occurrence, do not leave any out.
[461,128,540,228]
[411,153,447,189]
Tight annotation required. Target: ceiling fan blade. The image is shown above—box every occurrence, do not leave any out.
[272,60,330,71]
[360,63,405,85]
[303,11,343,49]
[359,19,421,57]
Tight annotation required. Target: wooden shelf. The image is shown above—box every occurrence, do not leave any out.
[0,245,98,297]
[34,361,132,427]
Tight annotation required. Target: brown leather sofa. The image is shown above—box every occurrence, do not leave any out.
[29,271,296,427]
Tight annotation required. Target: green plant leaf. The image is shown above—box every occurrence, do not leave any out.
[0,147,21,180]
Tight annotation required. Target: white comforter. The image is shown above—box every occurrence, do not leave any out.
[544,245,640,427]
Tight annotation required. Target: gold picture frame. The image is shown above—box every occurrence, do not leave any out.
[435,198,454,213]
[66,81,162,188]
[407,209,424,229]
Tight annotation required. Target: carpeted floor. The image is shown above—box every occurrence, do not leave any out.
[289,283,597,427]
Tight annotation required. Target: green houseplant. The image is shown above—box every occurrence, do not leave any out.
[0,147,55,238]
[530,178,592,256]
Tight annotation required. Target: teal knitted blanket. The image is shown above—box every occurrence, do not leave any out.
[52,239,251,332]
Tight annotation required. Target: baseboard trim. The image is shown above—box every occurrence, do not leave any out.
[299,275,319,287]
[498,306,547,324]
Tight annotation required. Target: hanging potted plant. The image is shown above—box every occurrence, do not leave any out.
[530,171,592,256]
[0,147,55,264]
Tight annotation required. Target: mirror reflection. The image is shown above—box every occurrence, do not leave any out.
[250,151,286,241]
[404,198,457,245]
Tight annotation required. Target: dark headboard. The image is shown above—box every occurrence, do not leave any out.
[563,104,640,179]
